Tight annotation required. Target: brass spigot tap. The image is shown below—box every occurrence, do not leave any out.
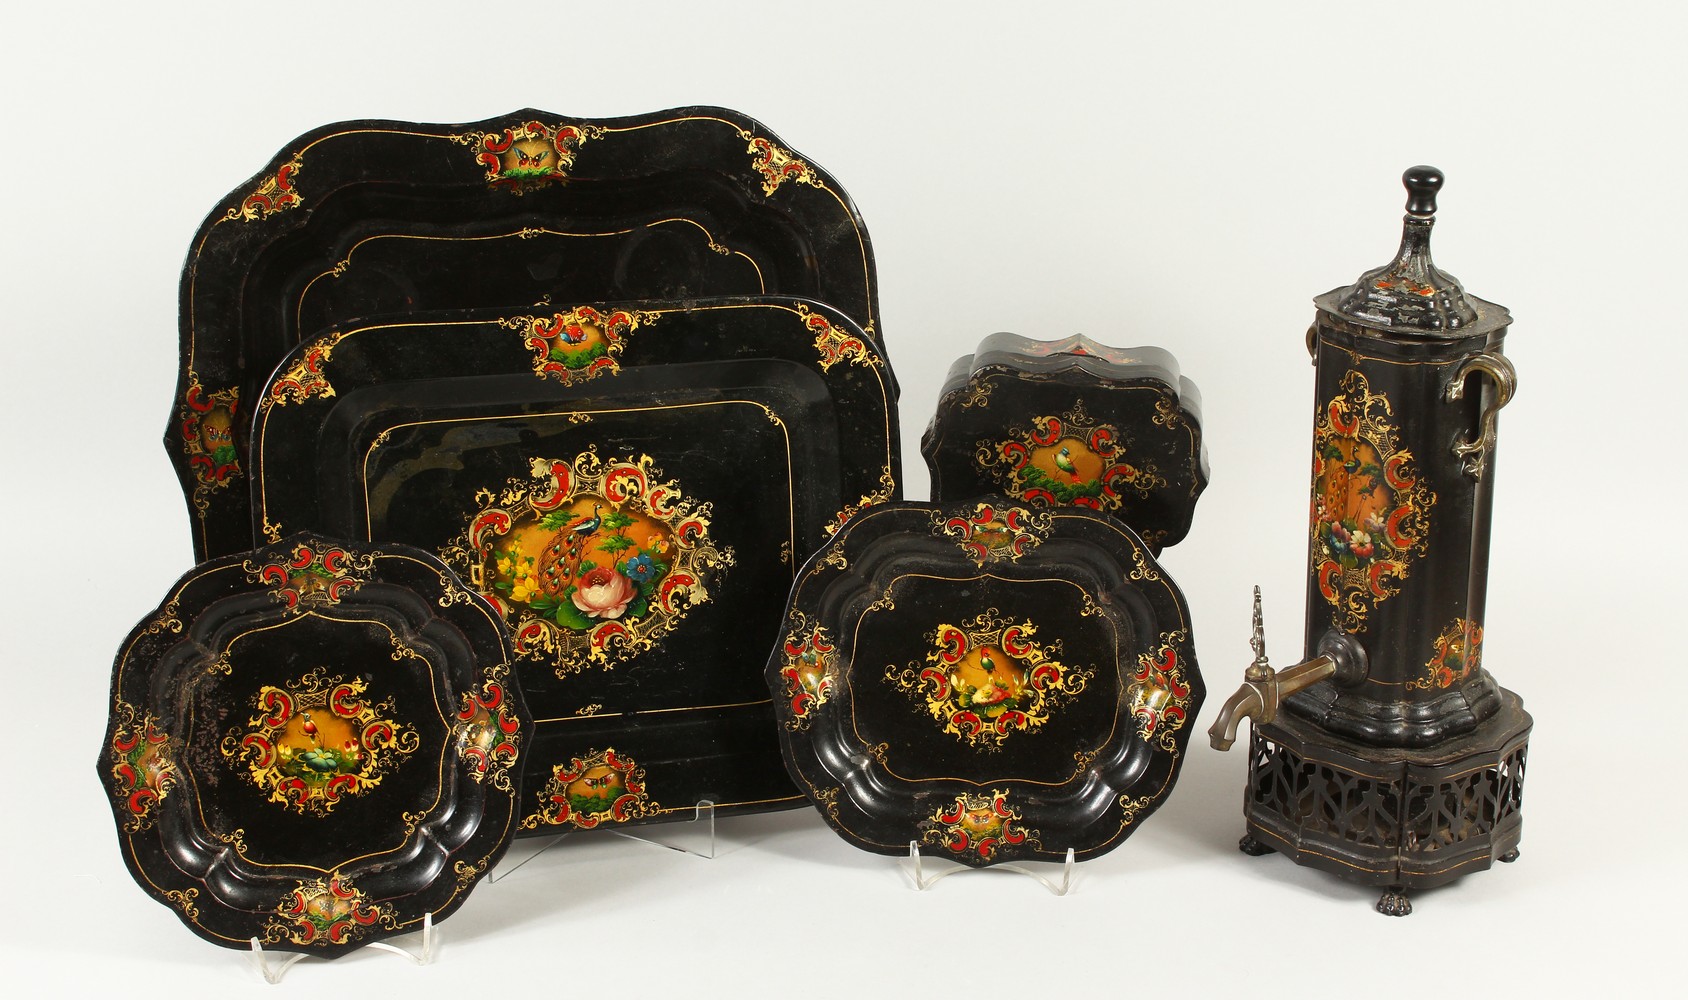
[1207,587,1366,751]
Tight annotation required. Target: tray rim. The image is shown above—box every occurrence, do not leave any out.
[248,295,898,553]
[170,106,886,560]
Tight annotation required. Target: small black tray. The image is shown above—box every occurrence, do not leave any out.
[98,536,530,955]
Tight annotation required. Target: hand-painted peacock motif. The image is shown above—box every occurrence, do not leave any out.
[457,451,734,676]
[1309,370,1436,632]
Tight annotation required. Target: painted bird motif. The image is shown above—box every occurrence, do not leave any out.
[1054,446,1079,480]
[568,504,603,537]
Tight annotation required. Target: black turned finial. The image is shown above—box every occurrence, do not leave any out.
[1403,165,1443,217]
[1328,164,1478,332]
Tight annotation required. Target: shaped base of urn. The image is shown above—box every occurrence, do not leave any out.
[1238,689,1531,915]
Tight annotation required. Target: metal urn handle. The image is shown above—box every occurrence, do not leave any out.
[1445,351,1517,479]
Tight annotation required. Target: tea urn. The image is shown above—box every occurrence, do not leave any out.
[1207,167,1531,915]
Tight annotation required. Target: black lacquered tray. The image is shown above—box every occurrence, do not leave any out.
[172,107,885,560]
[98,536,529,955]
[249,297,900,833]
[922,333,1207,552]
[768,499,1202,866]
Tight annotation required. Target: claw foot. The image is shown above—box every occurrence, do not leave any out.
[1498,849,1519,863]
[1376,888,1412,916]
[1238,834,1275,856]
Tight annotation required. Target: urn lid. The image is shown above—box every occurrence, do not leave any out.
[1316,166,1510,338]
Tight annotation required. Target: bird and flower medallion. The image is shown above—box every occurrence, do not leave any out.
[885,610,1093,749]
[455,451,734,675]
[975,402,1164,513]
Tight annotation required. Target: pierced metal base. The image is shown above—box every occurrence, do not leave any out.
[1241,688,1531,911]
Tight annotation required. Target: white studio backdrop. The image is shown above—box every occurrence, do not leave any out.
[2,1,1681,995]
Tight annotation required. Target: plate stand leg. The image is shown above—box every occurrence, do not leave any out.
[902,842,1077,896]
[246,912,437,983]
[612,800,717,859]
[489,833,573,883]
[490,801,717,884]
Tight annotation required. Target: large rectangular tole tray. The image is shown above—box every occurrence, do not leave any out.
[250,296,899,832]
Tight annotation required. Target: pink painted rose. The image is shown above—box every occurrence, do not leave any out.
[572,565,637,619]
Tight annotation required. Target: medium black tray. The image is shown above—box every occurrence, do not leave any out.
[250,297,900,833]
[172,107,885,559]
[768,499,1203,866]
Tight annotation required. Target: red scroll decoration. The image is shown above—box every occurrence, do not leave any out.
[922,790,1040,861]
[1309,370,1436,633]
[522,748,663,831]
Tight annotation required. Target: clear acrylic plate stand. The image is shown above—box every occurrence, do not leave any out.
[901,842,1079,895]
[490,800,717,882]
[613,799,716,857]
[245,912,436,984]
